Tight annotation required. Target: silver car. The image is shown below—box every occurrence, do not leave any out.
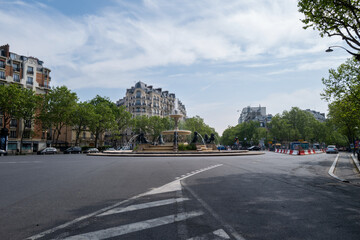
[326,145,338,154]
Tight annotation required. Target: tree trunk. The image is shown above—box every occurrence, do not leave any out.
[20,122,26,154]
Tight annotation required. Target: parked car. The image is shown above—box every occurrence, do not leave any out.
[64,146,82,154]
[83,148,99,153]
[0,149,7,156]
[326,145,338,154]
[217,145,226,150]
[37,147,57,155]
[248,146,261,151]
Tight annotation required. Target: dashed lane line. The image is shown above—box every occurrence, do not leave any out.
[63,211,204,240]
[98,197,190,217]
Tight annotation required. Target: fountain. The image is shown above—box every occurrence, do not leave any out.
[93,100,262,156]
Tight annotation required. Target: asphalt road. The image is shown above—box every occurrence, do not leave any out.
[0,152,359,239]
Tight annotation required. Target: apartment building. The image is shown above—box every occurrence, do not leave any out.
[0,44,51,153]
[117,81,187,118]
[238,105,272,127]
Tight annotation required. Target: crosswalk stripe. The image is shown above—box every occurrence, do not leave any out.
[98,198,190,217]
[63,211,204,240]
[187,229,231,240]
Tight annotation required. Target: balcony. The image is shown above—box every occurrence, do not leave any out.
[13,78,20,83]
[27,70,34,75]
[39,84,50,89]
[26,81,33,86]
[13,67,20,72]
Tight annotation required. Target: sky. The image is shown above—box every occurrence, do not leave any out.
[0,0,350,134]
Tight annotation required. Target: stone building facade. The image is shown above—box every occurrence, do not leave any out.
[238,105,272,127]
[0,44,51,153]
[117,81,187,118]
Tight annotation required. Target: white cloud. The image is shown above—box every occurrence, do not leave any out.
[254,88,328,116]
[0,0,345,134]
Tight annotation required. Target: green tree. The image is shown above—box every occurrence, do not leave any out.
[298,0,360,57]
[183,116,219,144]
[38,86,78,145]
[17,88,42,154]
[322,57,360,105]
[221,121,262,146]
[88,96,117,148]
[0,84,23,129]
[282,107,317,141]
[109,106,132,146]
[71,102,96,146]
[328,96,360,147]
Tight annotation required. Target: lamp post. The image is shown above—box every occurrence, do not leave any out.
[325,46,360,61]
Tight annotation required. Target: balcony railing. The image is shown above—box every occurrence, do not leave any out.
[13,67,20,72]
[26,81,33,85]
[27,70,34,75]
[39,84,50,89]
[0,63,5,68]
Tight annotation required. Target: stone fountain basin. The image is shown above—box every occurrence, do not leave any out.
[161,130,192,135]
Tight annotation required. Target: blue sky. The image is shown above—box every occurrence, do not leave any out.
[0,0,349,134]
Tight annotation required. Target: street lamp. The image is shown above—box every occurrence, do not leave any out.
[325,46,360,61]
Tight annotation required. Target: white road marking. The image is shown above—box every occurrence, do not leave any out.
[0,161,41,164]
[144,179,182,195]
[27,164,223,239]
[328,154,348,182]
[187,229,231,240]
[63,211,204,240]
[98,198,189,217]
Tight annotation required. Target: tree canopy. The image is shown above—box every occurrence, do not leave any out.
[298,0,360,55]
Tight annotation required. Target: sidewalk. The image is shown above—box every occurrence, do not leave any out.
[334,154,360,185]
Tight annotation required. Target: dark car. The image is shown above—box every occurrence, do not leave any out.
[37,147,57,155]
[83,148,99,153]
[326,145,338,154]
[0,149,7,156]
[217,145,226,150]
[248,146,261,151]
[64,146,82,154]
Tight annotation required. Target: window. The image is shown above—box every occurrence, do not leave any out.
[10,119,17,127]
[8,143,17,150]
[0,71,5,79]
[13,73,20,82]
[0,118,2,127]
[0,49,4,57]
[23,131,31,139]
[24,120,31,128]
[10,130,17,138]
[83,132,86,139]
[10,53,16,60]
[0,61,4,68]
[27,66,33,74]
[27,77,33,85]
[12,63,20,71]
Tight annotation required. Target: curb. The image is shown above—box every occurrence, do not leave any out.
[88,151,265,157]
[350,154,360,173]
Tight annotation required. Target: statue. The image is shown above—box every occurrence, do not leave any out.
[204,134,209,144]
[137,133,148,144]
[209,133,215,143]
[158,134,164,145]
[191,131,198,144]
